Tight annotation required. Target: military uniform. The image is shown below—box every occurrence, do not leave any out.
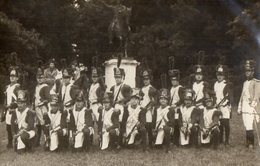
[168,59,184,146]
[214,64,233,145]
[1,69,21,148]
[152,89,174,153]
[122,89,148,151]
[11,90,36,153]
[110,67,131,146]
[69,90,94,151]
[200,91,222,149]
[88,67,105,121]
[98,92,120,150]
[192,65,208,108]
[44,94,68,151]
[178,89,202,147]
[34,68,51,146]
[59,68,78,114]
[44,58,60,87]
[139,69,157,148]
[238,60,260,148]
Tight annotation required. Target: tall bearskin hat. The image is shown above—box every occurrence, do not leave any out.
[168,56,180,80]
[203,88,215,103]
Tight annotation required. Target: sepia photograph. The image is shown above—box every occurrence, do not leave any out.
[0,0,260,165]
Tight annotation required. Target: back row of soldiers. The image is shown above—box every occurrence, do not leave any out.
[1,56,259,153]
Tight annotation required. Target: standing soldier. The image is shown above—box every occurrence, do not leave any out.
[214,61,233,146]
[123,88,148,151]
[11,90,36,153]
[200,90,222,149]
[69,90,94,152]
[192,52,208,108]
[1,68,21,148]
[238,59,260,149]
[178,88,201,147]
[45,94,68,152]
[110,67,131,147]
[139,68,157,149]
[34,67,51,147]
[98,92,120,150]
[59,68,78,148]
[168,56,184,146]
[88,56,106,122]
[44,58,59,88]
[59,68,78,114]
[153,88,174,153]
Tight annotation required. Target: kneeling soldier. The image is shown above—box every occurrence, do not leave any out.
[153,88,174,153]
[69,90,94,152]
[98,92,120,150]
[200,91,222,149]
[178,89,201,147]
[11,90,36,153]
[123,89,147,151]
[45,94,68,152]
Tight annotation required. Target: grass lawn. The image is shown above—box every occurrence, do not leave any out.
[0,111,260,166]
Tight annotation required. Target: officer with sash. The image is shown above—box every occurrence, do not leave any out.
[69,90,94,152]
[11,90,36,153]
[98,92,120,150]
[45,94,68,152]
[238,59,260,149]
[1,68,21,148]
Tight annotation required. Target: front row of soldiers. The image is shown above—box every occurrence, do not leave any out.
[1,58,259,154]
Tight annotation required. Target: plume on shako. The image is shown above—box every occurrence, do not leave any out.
[140,57,153,80]
[168,56,180,80]
[216,55,228,76]
[193,51,206,74]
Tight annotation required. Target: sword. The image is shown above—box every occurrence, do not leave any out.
[253,115,260,146]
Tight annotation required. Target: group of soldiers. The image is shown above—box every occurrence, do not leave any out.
[1,56,259,154]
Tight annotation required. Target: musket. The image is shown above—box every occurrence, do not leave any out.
[125,122,139,144]
[181,123,189,140]
[215,94,229,109]
[200,124,218,140]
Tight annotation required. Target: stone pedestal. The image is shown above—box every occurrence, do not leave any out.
[104,58,139,90]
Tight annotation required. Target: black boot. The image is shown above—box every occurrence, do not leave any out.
[35,125,42,147]
[6,125,13,149]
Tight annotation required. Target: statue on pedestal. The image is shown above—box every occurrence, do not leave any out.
[98,0,132,58]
